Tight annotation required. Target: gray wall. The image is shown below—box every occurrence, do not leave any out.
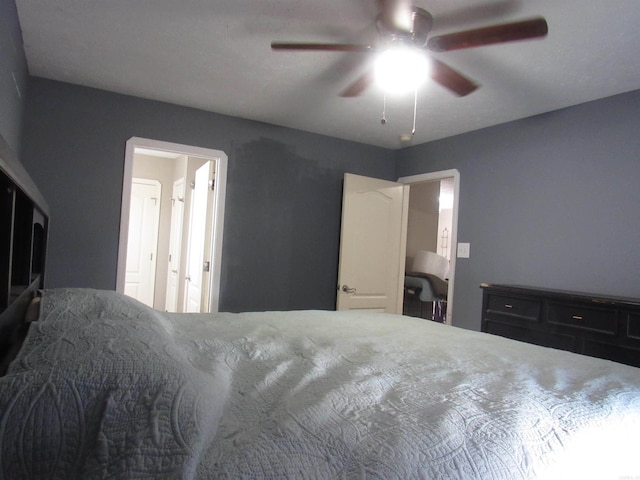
[14,71,640,325]
[20,78,396,312]
[397,89,640,330]
[0,0,28,152]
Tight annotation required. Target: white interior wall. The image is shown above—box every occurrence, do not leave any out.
[436,177,454,261]
[406,182,440,270]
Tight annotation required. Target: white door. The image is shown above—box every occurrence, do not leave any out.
[184,162,211,313]
[337,173,409,313]
[165,177,185,312]
[124,178,161,307]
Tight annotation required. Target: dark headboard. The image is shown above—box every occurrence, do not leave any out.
[0,134,49,341]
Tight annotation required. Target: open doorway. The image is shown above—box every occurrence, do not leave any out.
[398,170,460,325]
[116,138,227,312]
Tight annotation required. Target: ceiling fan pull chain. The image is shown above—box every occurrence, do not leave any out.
[412,88,418,135]
[381,93,387,125]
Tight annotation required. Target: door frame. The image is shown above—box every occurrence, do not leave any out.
[398,169,460,325]
[117,137,227,312]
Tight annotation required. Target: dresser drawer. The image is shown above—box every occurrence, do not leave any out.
[627,312,640,340]
[485,321,576,352]
[486,294,541,322]
[583,340,640,368]
[547,302,617,335]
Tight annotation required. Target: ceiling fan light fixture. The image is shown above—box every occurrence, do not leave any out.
[374,47,430,95]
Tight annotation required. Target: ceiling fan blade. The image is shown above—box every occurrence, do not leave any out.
[427,17,548,52]
[271,42,375,53]
[430,59,479,97]
[340,70,375,97]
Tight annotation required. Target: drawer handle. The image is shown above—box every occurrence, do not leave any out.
[504,304,513,309]
[572,315,583,320]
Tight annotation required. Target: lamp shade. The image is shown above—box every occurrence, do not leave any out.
[411,250,449,280]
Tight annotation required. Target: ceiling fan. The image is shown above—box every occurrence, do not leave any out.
[271,0,548,98]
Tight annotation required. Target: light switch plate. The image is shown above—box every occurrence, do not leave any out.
[457,242,470,258]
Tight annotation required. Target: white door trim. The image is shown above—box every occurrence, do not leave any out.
[397,169,460,325]
[117,137,227,312]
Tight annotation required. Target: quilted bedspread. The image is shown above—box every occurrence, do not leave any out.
[1,289,640,479]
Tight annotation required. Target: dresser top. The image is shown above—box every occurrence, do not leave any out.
[480,283,640,308]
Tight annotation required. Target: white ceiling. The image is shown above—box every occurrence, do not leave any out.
[15,0,640,149]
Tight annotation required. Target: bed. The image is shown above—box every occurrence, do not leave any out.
[1,140,640,479]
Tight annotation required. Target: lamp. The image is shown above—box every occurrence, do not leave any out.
[411,250,449,280]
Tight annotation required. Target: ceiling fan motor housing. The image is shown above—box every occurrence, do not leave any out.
[376,6,433,48]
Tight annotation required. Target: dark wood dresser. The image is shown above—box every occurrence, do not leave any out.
[480,284,640,368]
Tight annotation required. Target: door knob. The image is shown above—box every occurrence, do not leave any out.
[341,285,357,294]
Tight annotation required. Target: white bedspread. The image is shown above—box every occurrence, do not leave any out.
[1,288,639,479]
